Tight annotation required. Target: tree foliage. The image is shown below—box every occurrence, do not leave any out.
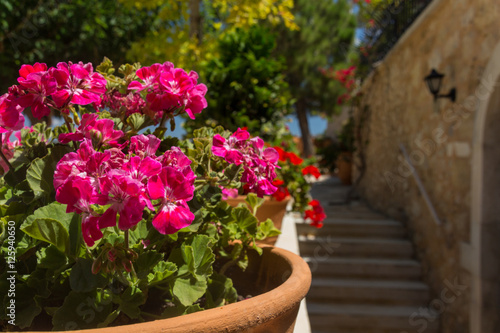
[273,0,357,156]
[0,0,158,92]
[184,26,293,136]
[119,0,298,71]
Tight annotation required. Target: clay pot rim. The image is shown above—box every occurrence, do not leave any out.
[41,246,311,333]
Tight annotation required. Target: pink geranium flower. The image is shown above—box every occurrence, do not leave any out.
[53,139,97,190]
[98,172,148,231]
[147,166,195,234]
[129,134,161,158]
[212,128,250,165]
[157,146,196,182]
[59,113,124,147]
[128,63,165,92]
[50,62,107,109]
[128,62,207,119]
[123,156,162,185]
[183,83,208,119]
[0,93,24,132]
[15,71,57,119]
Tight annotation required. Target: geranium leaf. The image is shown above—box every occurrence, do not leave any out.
[36,245,68,272]
[26,145,73,199]
[173,276,207,306]
[22,202,80,255]
[231,206,258,235]
[135,251,163,280]
[70,259,108,293]
[256,218,281,240]
[205,273,238,308]
[21,218,69,254]
[26,157,53,199]
[245,193,265,213]
[11,284,42,329]
[188,235,215,277]
[126,113,146,131]
[52,290,113,330]
[117,286,145,319]
[147,261,177,285]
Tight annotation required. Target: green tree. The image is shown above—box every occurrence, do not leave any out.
[274,0,356,157]
[0,0,158,92]
[121,0,297,71]
[184,26,293,136]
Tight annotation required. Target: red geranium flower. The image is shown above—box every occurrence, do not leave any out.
[304,199,326,228]
[286,152,303,165]
[271,179,290,201]
[302,165,321,179]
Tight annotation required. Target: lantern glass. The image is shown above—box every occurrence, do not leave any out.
[424,69,444,96]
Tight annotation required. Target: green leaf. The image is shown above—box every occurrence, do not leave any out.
[117,286,145,319]
[231,206,258,235]
[22,202,80,256]
[70,259,108,293]
[256,218,281,240]
[173,277,207,306]
[188,235,215,277]
[21,218,69,253]
[52,290,113,330]
[147,261,177,285]
[26,144,73,199]
[169,235,215,278]
[26,156,54,199]
[126,113,146,131]
[36,245,68,271]
[245,193,265,214]
[96,57,115,75]
[206,273,238,308]
[161,303,202,318]
[135,251,163,280]
[12,284,42,329]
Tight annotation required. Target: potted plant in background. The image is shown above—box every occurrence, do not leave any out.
[223,123,327,243]
[335,115,355,185]
[0,59,311,331]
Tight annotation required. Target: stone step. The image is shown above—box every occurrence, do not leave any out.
[308,278,431,306]
[307,302,440,333]
[304,257,422,280]
[298,236,415,259]
[296,219,407,239]
[321,208,388,220]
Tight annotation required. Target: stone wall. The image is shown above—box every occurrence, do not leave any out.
[353,0,500,332]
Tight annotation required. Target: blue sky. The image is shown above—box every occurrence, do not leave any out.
[169,113,328,138]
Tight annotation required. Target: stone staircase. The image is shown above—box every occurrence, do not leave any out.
[299,178,440,333]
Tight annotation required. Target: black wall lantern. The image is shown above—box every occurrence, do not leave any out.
[424,69,456,102]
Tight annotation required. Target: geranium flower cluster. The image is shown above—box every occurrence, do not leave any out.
[212,128,279,197]
[318,65,357,105]
[304,199,326,228]
[302,165,321,179]
[54,133,196,247]
[274,146,303,165]
[0,62,106,131]
[128,62,207,120]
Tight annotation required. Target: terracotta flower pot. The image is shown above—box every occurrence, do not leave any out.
[335,151,352,185]
[27,246,311,333]
[225,195,291,245]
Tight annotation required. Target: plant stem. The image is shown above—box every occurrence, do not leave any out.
[141,312,163,319]
[0,134,14,172]
[159,112,168,128]
[63,114,73,133]
[124,230,129,249]
[219,259,237,276]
